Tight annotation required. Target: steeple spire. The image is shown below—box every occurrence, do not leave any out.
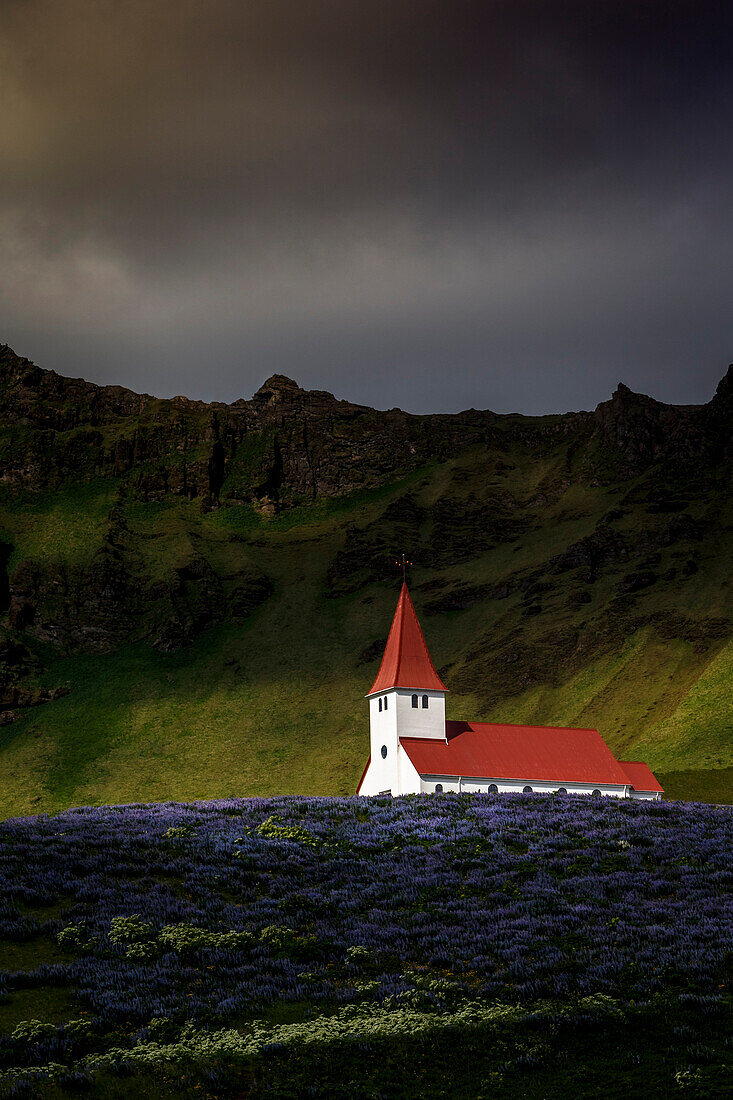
[367,583,447,696]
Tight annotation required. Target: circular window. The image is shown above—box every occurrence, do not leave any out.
[381,745,388,759]
[522,785,533,794]
[488,783,498,794]
[435,783,443,793]
[592,789,601,797]
[557,787,567,795]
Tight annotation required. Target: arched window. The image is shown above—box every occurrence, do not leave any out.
[557,787,567,795]
[523,785,533,794]
[378,698,382,712]
[381,745,388,759]
[592,789,602,797]
[488,783,498,794]
[435,783,443,793]
[411,694,418,708]
[384,696,388,710]
[421,695,428,709]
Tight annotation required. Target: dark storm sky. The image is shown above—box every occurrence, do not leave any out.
[1,1,731,414]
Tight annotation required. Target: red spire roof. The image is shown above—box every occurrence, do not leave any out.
[367,583,447,696]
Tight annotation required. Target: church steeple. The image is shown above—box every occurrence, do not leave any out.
[367,583,447,696]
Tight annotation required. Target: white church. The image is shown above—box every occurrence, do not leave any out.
[357,583,663,800]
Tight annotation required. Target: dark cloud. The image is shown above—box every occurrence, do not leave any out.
[0,1,731,412]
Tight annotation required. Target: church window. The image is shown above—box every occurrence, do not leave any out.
[557,787,567,795]
[523,785,533,793]
[435,783,443,793]
[384,696,388,710]
[378,698,382,712]
[411,694,418,708]
[592,789,602,797]
[421,695,428,708]
[381,745,388,759]
[488,783,498,794]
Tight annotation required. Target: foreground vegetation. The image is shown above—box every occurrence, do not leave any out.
[0,795,731,1097]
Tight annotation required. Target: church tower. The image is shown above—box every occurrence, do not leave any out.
[361,583,447,795]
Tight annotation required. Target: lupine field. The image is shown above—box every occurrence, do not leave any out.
[0,795,731,1098]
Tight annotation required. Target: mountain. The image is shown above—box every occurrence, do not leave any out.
[0,343,730,815]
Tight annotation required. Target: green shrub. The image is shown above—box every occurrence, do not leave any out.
[108,914,159,958]
[345,944,375,969]
[56,922,89,952]
[256,815,320,848]
[259,924,325,960]
[159,923,253,955]
[10,1019,56,1043]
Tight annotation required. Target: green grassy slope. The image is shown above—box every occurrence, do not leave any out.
[0,429,730,817]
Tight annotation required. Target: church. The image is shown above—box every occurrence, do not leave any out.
[357,583,663,800]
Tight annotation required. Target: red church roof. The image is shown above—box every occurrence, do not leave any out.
[401,720,633,786]
[367,583,447,696]
[618,760,664,793]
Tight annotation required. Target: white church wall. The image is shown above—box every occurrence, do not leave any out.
[420,775,628,797]
[420,775,461,794]
[358,742,423,796]
[629,789,662,800]
[361,691,400,795]
[357,761,378,796]
[392,689,446,740]
[397,745,422,795]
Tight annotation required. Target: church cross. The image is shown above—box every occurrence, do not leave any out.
[395,553,413,583]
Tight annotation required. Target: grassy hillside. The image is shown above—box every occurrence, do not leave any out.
[0,423,731,816]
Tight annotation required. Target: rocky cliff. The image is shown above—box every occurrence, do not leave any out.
[0,342,730,657]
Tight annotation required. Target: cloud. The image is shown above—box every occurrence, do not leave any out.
[0,1,731,411]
